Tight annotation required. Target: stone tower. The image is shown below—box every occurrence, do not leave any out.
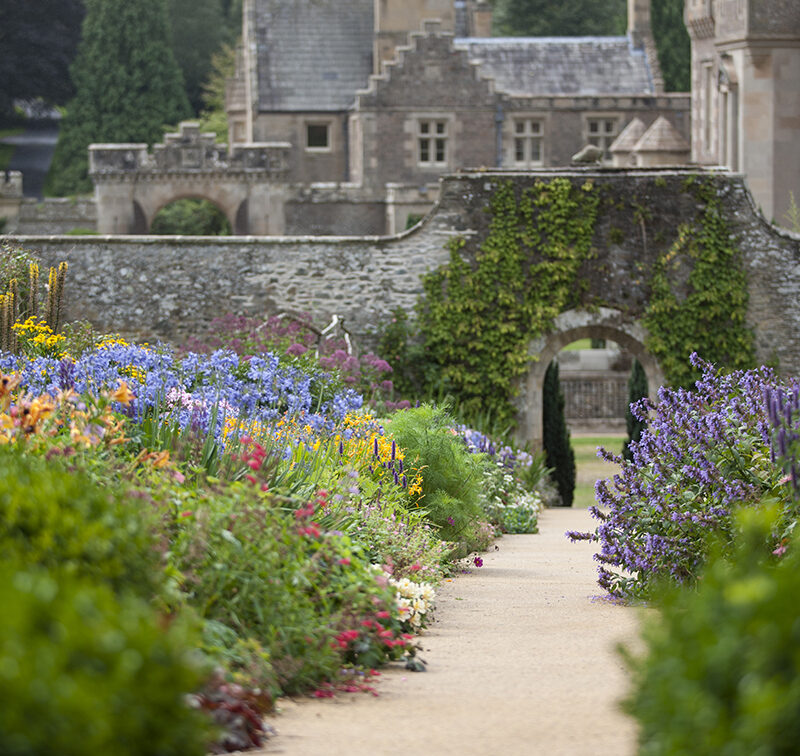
[373,0,492,73]
[685,0,800,222]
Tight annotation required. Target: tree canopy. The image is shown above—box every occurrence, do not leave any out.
[491,0,690,92]
[46,0,192,195]
[492,0,627,37]
[0,0,85,120]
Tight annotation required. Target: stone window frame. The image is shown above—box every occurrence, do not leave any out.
[508,115,547,167]
[414,115,453,169]
[305,120,333,153]
[583,114,622,163]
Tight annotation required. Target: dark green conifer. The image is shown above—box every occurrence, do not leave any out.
[543,361,576,507]
[622,358,649,461]
[47,0,192,195]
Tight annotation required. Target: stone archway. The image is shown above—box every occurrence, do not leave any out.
[147,194,234,235]
[512,307,664,449]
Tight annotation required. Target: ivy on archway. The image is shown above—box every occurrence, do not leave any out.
[416,178,599,428]
[395,176,754,430]
[643,179,755,387]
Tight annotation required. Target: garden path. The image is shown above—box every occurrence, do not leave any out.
[257,507,640,756]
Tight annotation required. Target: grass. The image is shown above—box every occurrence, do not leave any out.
[571,433,625,509]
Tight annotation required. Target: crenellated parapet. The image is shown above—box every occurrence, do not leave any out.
[89,122,291,182]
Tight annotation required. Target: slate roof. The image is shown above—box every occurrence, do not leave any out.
[252,0,374,112]
[454,37,656,96]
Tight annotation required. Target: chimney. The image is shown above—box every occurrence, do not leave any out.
[470,1,493,37]
[628,0,652,49]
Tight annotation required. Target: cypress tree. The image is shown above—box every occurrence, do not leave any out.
[46,0,192,196]
[622,358,649,461]
[542,361,576,507]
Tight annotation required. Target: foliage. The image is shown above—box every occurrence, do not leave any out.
[643,180,755,388]
[479,461,542,534]
[624,509,800,755]
[542,361,575,507]
[783,191,800,233]
[568,356,793,599]
[171,489,412,693]
[0,446,163,601]
[492,0,626,36]
[650,0,690,92]
[417,178,599,428]
[386,404,487,544]
[167,0,227,114]
[622,358,648,461]
[0,562,211,756]
[0,0,85,118]
[150,198,232,236]
[46,0,192,195]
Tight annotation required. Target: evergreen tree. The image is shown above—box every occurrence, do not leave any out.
[0,0,85,120]
[542,361,576,507]
[493,0,626,37]
[46,0,191,196]
[622,358,649,461]
[167,0,227,114]
[650,0,690,92]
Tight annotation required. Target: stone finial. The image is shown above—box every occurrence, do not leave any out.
[632,116,690,166]
[610,118,647,167]
[571,144,604,165]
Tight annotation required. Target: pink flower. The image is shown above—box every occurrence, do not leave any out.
[286,342,308,356]
[473,556,484,568]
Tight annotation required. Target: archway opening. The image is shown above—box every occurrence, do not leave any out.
[149,197,232,235]
[547,337,642,509]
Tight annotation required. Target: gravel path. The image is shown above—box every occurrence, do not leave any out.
[257,507,640,756]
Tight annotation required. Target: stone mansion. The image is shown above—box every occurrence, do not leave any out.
[11,0,792,235]
[218,0,691,234]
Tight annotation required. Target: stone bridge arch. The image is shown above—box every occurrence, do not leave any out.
[513,308,665,449]
[89,122,291,235]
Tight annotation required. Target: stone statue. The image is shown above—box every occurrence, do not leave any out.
[571,144,604,164]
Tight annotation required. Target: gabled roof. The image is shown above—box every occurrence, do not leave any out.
[634,115,689,152]
[251,0,374,112]
[453,37,656,96]
[610,117,647,154]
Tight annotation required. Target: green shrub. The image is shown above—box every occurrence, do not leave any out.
[386,404,486,543]
[0,447,162,600]
[542,361,575,506]
[622,358,648,461]
[171,487,405,693]
[624,509,800,755]
[0,563,211,756]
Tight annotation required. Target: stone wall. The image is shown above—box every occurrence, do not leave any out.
[7,197,97,235]
[5,168,800,378]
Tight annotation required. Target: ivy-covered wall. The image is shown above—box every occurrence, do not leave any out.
[8,168,800,401]
[412,171,762,427]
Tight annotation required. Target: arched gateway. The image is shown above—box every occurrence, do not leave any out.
[89,123,291,235]
[513,308,665,449]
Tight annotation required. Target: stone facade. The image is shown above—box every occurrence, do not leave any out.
[7,168,800,446]
[686,0,800,222]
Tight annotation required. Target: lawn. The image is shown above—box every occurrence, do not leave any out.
[571,433,625,508]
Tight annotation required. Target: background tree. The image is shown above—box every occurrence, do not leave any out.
[622,358,649,462]
[650,0,690,91]
[543,361,576,507]
[491,0,689,92]
[167,0,228,114]
[46,0,192,196]
[492,0,626,37]
[0,0,85,121]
